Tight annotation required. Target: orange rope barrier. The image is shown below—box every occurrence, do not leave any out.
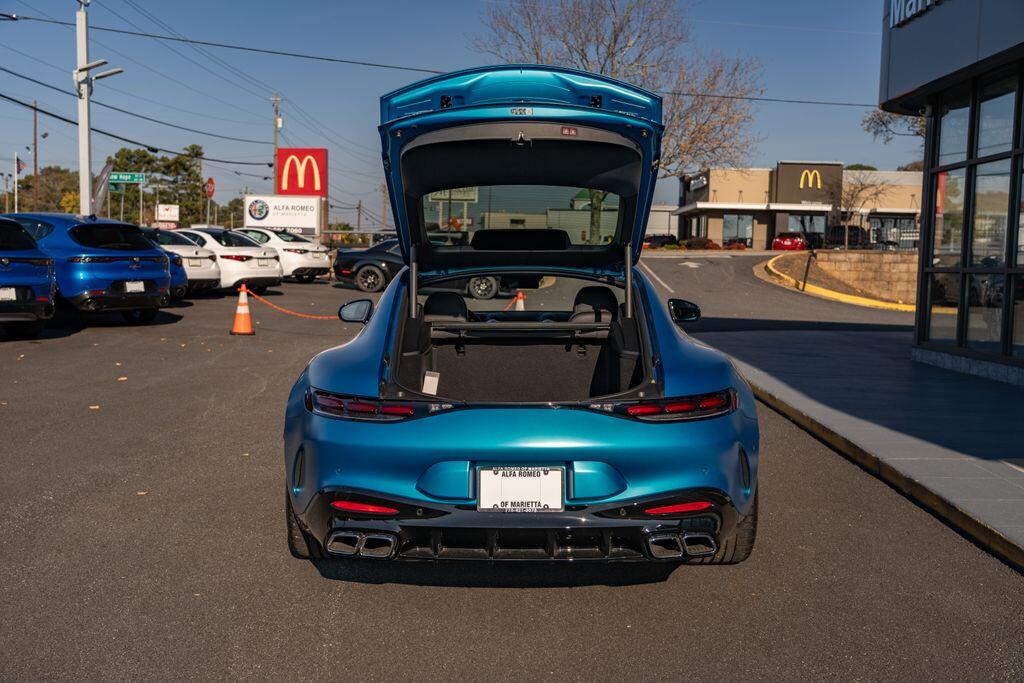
[244,288,337,320]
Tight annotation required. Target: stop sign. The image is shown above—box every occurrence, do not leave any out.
[204,177,215,199]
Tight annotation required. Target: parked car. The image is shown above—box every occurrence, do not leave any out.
[139,227,220,294]
[284,65,759,565]
[236,228,330,282]
[0,216,55,339]
[333,239,519,298]
[164,250,188,299]
[643,234,678,249]
[177,227,282,293]
[6,213,169,324]
[771,232,809,251]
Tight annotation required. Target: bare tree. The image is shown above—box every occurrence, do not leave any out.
[862,109,926,144]
[473,0,762,179]
[825,170,891,249]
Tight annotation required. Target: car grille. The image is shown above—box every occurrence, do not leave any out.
[396,526,648,560]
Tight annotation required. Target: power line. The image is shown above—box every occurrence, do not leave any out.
[0,90,273,166]
[0,66,272,144]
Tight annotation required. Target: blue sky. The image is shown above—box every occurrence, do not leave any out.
[0,0,920,222]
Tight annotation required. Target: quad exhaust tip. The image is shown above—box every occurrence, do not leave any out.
[325,531,398,559]
[647,532,718,559]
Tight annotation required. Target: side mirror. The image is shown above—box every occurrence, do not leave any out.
[668,298,701,324]
[338,299,373,324]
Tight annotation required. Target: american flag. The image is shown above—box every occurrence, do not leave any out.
[16,158,25,174]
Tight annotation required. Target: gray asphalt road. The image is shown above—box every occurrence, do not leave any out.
[1,275,1021,680]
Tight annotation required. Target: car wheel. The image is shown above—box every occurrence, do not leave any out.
[355,265,386,292]
[2,320,45,340]
[687,490,757,565]
[286,493,322,559]
[468,276,498,300]
[120,308,159,325]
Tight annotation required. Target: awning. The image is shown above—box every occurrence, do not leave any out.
[672,201,769,215]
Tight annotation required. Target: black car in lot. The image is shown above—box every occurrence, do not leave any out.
[333,239,529,298]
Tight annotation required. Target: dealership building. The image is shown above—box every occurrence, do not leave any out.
[880,0,1024,382]
[674,161,922,249]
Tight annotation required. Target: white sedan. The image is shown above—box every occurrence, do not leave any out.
[140,227,220,293]
[237,228,330,283]
[177,227,283,293]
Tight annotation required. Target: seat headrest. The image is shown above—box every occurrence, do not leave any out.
[570,285,618,323]
[423,291,468,322]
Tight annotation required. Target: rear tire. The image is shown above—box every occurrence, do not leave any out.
[2,320,46,340]
[286,493,322,559]
[355,265,385,293]
[688,490,757,565]
[120,308,159,325]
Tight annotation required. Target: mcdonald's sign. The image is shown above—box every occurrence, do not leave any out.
[276,148,328,197]
[799,169,822,190]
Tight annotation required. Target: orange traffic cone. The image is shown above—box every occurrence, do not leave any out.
[230,284,255,335]
[514,290,525,311]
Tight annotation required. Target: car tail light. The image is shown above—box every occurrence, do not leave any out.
[207,255,217,262]
[305,389,451,422]
[283,248,309,254]
[169,255,183,266]
[644,501,713,515]
[340,268,352,275]
[591,390,735,422]
[36,296,50,302]
[220,254,252,262]
[69,256,113,263]
[330,500,398,515]
[25,258,52,266]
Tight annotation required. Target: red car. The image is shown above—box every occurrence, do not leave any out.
[772,232,809,250]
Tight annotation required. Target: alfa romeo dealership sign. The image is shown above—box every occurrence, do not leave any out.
[243,194,322,235]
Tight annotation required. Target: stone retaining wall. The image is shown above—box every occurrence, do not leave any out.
[813,251,919,304]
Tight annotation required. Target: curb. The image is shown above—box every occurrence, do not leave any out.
[761,254,917,312]
[749,381,1024,573]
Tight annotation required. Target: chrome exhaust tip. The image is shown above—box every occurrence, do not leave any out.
[647,533,685,559]
[325,531,362,556]
[681,532,718,557]
[358,533,397,559]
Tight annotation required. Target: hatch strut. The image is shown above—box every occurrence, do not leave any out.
[409,244,418,319]
[624,243,632,319]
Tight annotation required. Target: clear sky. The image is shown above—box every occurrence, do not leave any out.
[0,0,920,223]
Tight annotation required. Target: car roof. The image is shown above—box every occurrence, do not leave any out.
[4,212,142,228]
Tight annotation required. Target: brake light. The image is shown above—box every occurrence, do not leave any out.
[596,390,735,422]
[330,500,399,515]
[644,501,713,515]
[627,404,663,417]
[36,296,50,302]
[283,248,308,254]
[305,390,433,421]
[220,254,252,262]
[207,255,217,262]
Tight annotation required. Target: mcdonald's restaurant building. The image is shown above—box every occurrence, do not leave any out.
[880,0,1024,383]
[674,161,923,250]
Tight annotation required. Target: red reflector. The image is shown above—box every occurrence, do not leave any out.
[330,500,399,515]
[36,296,50,302]
[341,269,352,275]
[627,404,663,416]
[345,401,378,414]
[645,501,713,515]
[381,404,415,416]
[664,401,697,413]
[698,395,728,410]
[88,289,104,296]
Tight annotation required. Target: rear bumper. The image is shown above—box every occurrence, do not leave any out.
[186,278,220,291]
[0,300,54,322]
[291,267,330,277]
[223,276,281,289]
[67,291,163,312]
[296,487,742,561]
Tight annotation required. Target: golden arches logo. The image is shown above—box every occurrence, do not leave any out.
[799,169,822,190]
[281,154,322,192]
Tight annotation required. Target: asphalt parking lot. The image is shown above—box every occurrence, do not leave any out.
[2,270,1022,679]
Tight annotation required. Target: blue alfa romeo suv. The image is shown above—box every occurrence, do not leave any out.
[0,216,55,339]
[284,66,759,564]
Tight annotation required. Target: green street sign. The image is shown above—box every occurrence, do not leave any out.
[109,172,146,184]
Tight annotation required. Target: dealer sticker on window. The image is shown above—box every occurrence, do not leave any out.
[477,466,564,512]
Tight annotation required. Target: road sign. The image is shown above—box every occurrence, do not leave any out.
[109,172,146,184]
[428,187,478,203]
[156,204,180,221]
[205,177,215,199]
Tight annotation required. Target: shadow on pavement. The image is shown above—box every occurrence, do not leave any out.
[311,558,677,587]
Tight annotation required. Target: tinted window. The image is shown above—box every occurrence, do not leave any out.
[200,230,260,248]
[181,231,206,246]
[0,221,38,250]
[70,224,154,251]
[141,228,197,247]
[240,230,269,244]
[9,217,55,240]
[273,231,310,243]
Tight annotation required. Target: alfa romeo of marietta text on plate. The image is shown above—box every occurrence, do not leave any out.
[283,65,759,563]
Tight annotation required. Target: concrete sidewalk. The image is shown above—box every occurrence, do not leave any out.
[694,325,1024,569]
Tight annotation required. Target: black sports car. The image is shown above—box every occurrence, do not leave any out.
[333,239,530,298]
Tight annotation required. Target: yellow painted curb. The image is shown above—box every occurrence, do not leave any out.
[763,254,918,312]
[750,383,1024,573]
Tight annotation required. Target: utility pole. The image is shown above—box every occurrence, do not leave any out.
[380,183,388,231]
[3,173,9,212]
[13,153,18,212]
[356,200,362,232]
[32,100,37,211]
[73,1,122,215]
[271,93,282,183]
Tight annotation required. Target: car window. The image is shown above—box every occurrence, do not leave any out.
[181,231,206,246]
[240,230,269,244]
[142,228,197,247]
[201,230,261,248]
[0,221,38,250]
[69,224,154,251]
[273,231,311,243]
[8,217,55,241]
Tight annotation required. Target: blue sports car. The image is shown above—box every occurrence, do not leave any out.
[0,216,55,339]
[284,66,759,563]
[6,213,170,324]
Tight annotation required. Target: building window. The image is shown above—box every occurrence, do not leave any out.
[970,159,1011,267]
[788,214,825,234]
[932,169,965,267]
[723,214,753,247]
[966,274,1004,352]
[976,77,1016,158]
[937,89,971,166]
[927,273,959,344]
[869,216,918,249]
[1013,276,1024,357]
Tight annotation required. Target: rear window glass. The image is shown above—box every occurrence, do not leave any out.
[9,217,55,241]
[420,185,621,247]
[145,229,197,247]
[420,274,622,316]
[201,230,260,248]
[0,222,38,250]
[273,231,310,243]
[70,224,154,251]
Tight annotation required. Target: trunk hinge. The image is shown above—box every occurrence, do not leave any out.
[624,243,632,319]
[408,244,418,319]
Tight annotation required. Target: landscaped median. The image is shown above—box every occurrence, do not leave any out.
[759,251,918,312]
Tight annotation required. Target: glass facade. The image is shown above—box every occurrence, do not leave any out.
[723,214,753,247]
[920,69,1024,365]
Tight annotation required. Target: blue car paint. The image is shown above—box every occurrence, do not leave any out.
[164,250,188,296]
[4,213,170,311]
[378,65,664,267]
[0,218,55,322]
